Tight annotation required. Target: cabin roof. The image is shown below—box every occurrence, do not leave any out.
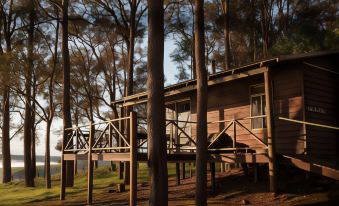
[113,50,339,106]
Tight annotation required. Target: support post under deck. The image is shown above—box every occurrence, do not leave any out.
[182,163,186,179]
[130,111,137,206]
[60,152,66,200]
[210,162,216,193]
[264,70,277,193]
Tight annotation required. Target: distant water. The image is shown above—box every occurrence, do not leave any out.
[0,155,61,181]
[0,155,60,169]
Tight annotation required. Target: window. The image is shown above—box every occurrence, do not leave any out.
[250,85,267,129]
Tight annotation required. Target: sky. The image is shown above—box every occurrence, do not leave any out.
[9,40,178,157]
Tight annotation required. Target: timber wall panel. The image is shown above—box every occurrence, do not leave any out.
[272,65,305,155]
[303,63,339,156]
[191,75,267,148]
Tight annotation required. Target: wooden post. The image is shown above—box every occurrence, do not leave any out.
[264,70,277,193]
[253,163,258,183]
[210,162,216,193]
[211,60,216,74]
[175,103,180,185]
[189,163,193,178]
[87,122,94,204]
[182,163,186,179]
[220,163,225,173]
[119,116,124,179]
[176,163,180,185]
[233,120,237,168]
[130,112,137,206]
[60,150,66,200]
[233,120,236,148]
[74,130,78,175]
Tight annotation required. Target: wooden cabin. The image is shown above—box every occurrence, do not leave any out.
[61,51,339,205]
[115,50,339,159]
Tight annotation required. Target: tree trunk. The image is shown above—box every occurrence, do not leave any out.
[61,0,74,187]
[124,0,137,185]
[194,0,208,205]
[1,88,11,183]
[222,0,231,70]
[192,33,197,79]
[45,120,52,188]
[23,0,35,187]
[31,76,37,178]
[45,9,58,188]
[147,0,168,205]
[1,1,14,184]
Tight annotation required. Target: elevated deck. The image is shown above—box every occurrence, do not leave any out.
[61,113,269,164]
[64,152,269,163]
[60,112,270,205]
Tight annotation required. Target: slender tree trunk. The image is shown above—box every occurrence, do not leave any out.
[1,1,13,184]
[45,8,58,188]
[260,0,273,58]
[127,0,136,98]
[61,0,74,187]
[194,0,208,205]
[124,0,137,185]
[192,33,197,78]
[31,76,37,178]
[45,120,52,188]
[23,0,35,187]
[147,0,168,205]
[222,0,231,70]
[2,88,11,183]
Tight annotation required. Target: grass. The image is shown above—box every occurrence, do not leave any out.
[0,163,194,206]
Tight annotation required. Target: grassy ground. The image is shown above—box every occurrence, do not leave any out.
[0,163,187,206]
[1,163,338,206]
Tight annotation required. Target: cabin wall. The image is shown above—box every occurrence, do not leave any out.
[303,60,339,156]
[165,56,338,156]
[191,75,267,149]
[271,65,305,155]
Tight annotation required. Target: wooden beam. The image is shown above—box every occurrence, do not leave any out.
[209,153,269,163]
[264,70,277,193]
[282,155,339,180]
[130,112,137,206]
[121,67,268,107]
[278,117,339,131]
[103,153,131,161]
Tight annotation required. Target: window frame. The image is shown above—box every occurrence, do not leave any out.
[249,84,267,130]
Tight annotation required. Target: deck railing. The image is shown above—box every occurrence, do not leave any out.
[207,115,268,153]
[63,116,132,153]
[63,114,269,155]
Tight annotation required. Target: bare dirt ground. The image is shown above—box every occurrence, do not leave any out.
[29,166,339,206]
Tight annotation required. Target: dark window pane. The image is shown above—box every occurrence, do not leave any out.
[177,102,190,113]
[252,118,263,129]
[251,96,261,117]
[262,96,267,128]
[251,95,267,129]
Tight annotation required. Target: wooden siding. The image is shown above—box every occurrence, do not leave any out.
[166,55,338,156]
[272,66,305,155]
[304,64,339,156]
[191,75,267,149]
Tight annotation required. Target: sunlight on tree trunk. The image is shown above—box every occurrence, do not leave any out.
[147,0,168,205]
[194,0,208,205]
